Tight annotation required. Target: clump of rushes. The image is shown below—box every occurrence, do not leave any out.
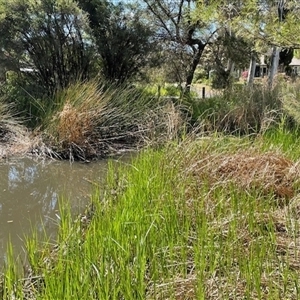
[3,131,300,299]
[42,80,184,160]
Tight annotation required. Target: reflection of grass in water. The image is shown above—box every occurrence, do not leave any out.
[2,131,300,299]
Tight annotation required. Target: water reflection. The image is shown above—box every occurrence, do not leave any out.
[0,157,111,268]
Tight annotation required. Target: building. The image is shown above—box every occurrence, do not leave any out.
[255,55,300,78]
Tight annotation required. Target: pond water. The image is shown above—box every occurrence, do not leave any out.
[0,155,129,269]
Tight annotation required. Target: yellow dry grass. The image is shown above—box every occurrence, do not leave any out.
[185,150,300,200]
[56,102,95,146]
[0,124,41,159]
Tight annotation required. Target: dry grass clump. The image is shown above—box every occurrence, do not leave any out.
[56,103,95,146]
[43,81,107,159]
[184,150,300,200]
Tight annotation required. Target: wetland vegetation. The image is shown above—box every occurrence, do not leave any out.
[2,0,300,299]
[1,49,300,300]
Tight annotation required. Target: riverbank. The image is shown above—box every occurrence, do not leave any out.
[2,129,300,299]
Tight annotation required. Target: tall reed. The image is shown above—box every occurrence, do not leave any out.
[187,83,282,134]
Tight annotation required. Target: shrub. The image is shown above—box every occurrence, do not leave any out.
[1,72,50,128]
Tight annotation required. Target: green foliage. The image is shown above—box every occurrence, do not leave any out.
[0,0,94,97]
[0,0,159,129]
[3,135,300,298]
[211,68,232,89]
[78,0,155,83]
[193,68,208,84]
[1,72,50,128]
[142,84,182,98]
[141,0,214,91]
[208,31,252,86]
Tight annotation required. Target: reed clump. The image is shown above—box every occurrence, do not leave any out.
[42,81,184,160]
[188,83,282,134]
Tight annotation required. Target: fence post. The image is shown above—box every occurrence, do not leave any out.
[202,87,205,99]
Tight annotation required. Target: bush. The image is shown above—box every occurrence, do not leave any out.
[193,68,208,84]
[281,80,300,127]
[141,84,182,98]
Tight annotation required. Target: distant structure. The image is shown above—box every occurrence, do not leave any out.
[252,55,300,78]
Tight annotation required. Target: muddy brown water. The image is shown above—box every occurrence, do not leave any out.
[0,155,131,270]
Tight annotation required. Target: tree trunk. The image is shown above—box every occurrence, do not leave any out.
[247,54,256,85]
[184,44,205,94]
[227,58,235,75]
[268,46,280,88]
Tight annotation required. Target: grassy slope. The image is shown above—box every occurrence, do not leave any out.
[2,129,300,299]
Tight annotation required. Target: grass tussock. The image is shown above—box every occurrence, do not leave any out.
[42,81,184,160]
[281,79,300,126]
[2,132,300,299]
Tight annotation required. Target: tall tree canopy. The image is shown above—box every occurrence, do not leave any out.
[193,0,300,86]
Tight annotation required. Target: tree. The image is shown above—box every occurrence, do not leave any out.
[141,0,217,93]
[0,0,94,96]
[205,30,252,88]
[77,0,156,83]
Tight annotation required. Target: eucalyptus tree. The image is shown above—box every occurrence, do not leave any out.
[195,1,300,86]
[194,1,253,87]
[208,31,252,88]
[141,0,218,93]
